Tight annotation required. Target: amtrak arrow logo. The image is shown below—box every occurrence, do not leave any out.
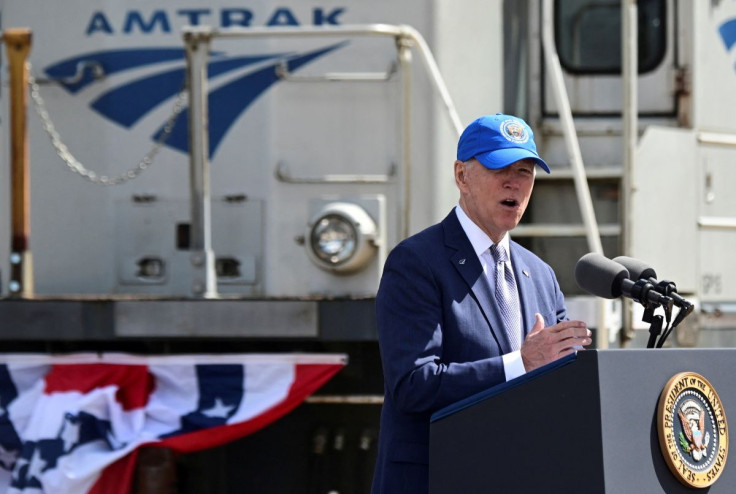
[719,18,736,53]
[43,43,346,158]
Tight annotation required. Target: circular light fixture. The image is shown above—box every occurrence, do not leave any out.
[305,202,378,273]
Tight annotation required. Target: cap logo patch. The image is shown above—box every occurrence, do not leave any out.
[500,119,529,144]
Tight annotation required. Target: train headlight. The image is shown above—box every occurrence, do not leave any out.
[311,215,356,264]
[306,202,377,273]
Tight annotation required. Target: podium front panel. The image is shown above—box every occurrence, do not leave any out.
[430,349,736,493]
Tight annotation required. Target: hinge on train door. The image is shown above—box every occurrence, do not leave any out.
[674,66,692,128]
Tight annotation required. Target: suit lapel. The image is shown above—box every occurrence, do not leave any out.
[509,242,537,338]
[443,212,512,354]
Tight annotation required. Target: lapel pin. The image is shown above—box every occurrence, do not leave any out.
[522,270,530,277]
[459,259,466,265]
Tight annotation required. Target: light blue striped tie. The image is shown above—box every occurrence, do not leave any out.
[490,244,522,351]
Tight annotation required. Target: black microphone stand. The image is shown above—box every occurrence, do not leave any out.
[638,287,673,349]
[654,280,694,348]
[625,278,672,348]
[642,304,664,349]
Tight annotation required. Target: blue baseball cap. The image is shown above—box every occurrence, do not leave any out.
[457,114,550,173]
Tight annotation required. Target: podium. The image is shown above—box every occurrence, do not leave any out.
[429,349,736,493]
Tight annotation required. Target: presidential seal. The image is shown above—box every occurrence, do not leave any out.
[499,119,529,144]
[657,372,728,488]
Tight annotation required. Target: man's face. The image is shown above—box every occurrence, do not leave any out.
[455,158,536,243]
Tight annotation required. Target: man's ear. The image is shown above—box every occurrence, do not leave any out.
[454,160,468,190]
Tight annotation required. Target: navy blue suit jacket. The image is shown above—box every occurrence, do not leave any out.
[371,209,567,494]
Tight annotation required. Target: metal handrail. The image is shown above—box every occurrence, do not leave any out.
[275,162,396,184]
[4,29,34,298]
[186,24,463,137]
[621,0,639,341]
[540,0,603,256]
[698,217,736,231]
[541,1,608,347]
[698,131,736,147]
[182,23,464,257]
[183,28,218,299]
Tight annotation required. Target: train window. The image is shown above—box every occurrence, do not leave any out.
[555,0,666,74]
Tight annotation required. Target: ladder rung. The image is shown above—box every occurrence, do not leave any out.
[538,166,622,180]
[512,223,620,237]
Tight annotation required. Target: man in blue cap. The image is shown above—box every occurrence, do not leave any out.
[371,114,592,493]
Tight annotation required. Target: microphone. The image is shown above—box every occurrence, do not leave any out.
[612,256,694,316]
[574,253,673,310]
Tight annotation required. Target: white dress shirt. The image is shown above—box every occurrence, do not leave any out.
[455,205,527,381]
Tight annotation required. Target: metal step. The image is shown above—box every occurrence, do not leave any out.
[536,166,622,181]
[519,166,622,238]
[512,223,620,237]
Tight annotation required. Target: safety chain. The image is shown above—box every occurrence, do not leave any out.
[27,62,187,186]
